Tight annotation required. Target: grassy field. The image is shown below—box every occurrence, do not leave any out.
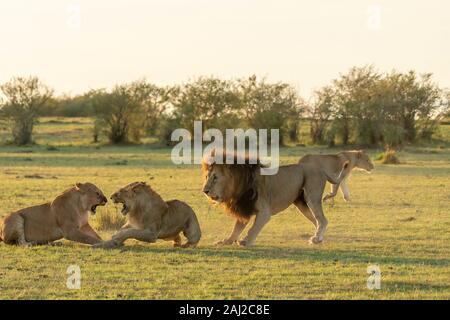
[0,118,449,299]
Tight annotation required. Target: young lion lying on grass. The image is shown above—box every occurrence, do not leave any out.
[96,182,201,249]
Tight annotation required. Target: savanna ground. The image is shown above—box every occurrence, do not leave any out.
[0,117,449,299]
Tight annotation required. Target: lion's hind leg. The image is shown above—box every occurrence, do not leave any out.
[2,213,32,246]
[339,178,351,202]
[303,179,328,244]
[294,196,317,229]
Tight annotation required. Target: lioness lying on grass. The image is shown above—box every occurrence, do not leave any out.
[299,150,374,202]
[96,182,201,248]
[0,183,107,246]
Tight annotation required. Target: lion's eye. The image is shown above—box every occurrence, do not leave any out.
[213,175,218,182]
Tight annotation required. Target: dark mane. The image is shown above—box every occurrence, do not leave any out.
[202,153,264,222]
[223,162,261,221]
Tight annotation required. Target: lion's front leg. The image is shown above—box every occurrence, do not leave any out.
[340,179,351,202]
[111,228,158,245]
[238,210,271,247]
[215,219,248,245]
[81,223,102,241]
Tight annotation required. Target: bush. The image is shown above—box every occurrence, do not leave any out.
[0,76,53,145]
[93,207,126,231]
[156,116,182,146]
[380,149,400,164]
[89,81,150,144]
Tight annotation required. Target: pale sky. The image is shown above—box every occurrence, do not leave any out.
[0,0,449,98]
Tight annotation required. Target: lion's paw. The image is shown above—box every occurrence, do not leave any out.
[93,240,121,249]
[308,236,323,245]
[215,239,235,246]
[237,240,254,247]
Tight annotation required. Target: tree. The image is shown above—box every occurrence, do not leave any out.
[173,77,241,134]
[89,82,142,144]
[237,76,302,145]
[49,93,95,117]
[0,76,53,145]
[89,80,174,144]
[382,71,443,141]
[320,66,444,147]
[139,84,178,136]
[308,86,335,144]
[332,65,381,146]
[445,90,450,119]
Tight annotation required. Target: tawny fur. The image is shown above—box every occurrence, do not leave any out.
[96,182,201,248]
[201,153,352,246]
[0,183,107,246]
[299,150,374,202]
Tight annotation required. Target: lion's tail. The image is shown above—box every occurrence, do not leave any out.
[325,161,351,184]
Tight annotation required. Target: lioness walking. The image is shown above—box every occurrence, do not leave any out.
[299,150,374,202]
[0,182,107,246]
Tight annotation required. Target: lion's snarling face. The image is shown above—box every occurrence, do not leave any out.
[202,165,233,203]
[76,182,107,214]
[110,181,166,217]
[354,151,374,172]
[110,182,143,215]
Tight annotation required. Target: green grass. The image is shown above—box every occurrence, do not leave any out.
[0,118,449,299]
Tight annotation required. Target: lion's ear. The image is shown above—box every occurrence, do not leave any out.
[202,150,215,166]
[131,182,145,193]
[75,182,86,193]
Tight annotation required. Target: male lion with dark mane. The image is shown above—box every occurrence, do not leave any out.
[96,182,201,248]
[0,182,107,246]
[202,153,351,246]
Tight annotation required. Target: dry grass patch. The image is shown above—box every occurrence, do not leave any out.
[93,207,126,231]
[380,149,401,164]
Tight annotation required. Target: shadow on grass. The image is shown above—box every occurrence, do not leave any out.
[382,281,450,293]
[109,244,450,267]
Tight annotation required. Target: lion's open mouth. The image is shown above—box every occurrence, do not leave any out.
[91,205,98,214]
[121,203,129,215]
[111,197,129,215]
